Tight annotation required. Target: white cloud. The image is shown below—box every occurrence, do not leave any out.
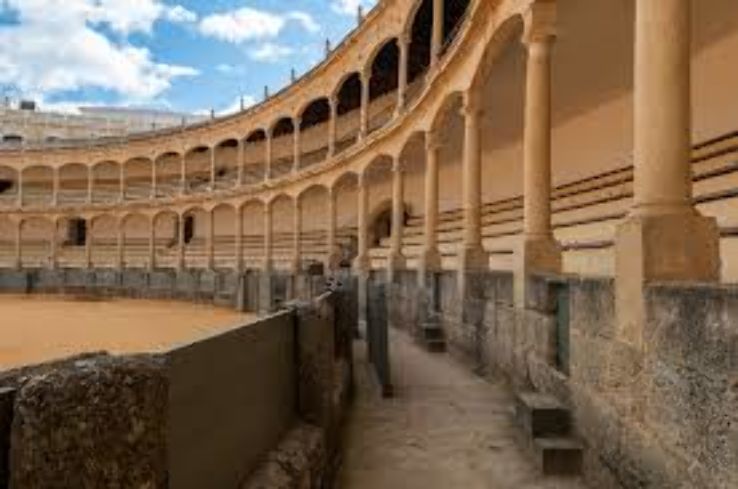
[248,43,294,63]
[199,7,319,44]
[218,95,257,116]
[331,0,376,16]
[0,0,198,102]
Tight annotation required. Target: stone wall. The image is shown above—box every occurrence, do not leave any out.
[386,270,738,489]
[0,273,356,489]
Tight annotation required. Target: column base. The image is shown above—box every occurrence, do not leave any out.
[386,252,406,282]
[290,258,302,275]
[615,210,720,347]
[353,254,371,274]
[514,236,562,307]
[418,247,442,274]
[457,245,489,272]
[326,251,342,271]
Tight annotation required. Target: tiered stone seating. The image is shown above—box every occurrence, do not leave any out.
[370,131,738,277]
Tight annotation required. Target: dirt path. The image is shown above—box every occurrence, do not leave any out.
[338,330,588,489]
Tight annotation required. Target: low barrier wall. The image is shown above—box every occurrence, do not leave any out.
[0,267,327,314]
[380,269,738,489]
[0,272,355,489]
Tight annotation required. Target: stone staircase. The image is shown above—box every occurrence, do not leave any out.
[514,392,583,477]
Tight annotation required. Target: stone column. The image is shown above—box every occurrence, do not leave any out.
[150,160,157,199]
[263,203,273,271]
[387,155,406,274]
[17,171,23,208]
[119,164,126,202]
[52,169,59,206]
[50,219,58,270]
[177,214,185,272]
[180,153,187,195]
[85,220,93,269]
[615,0,719,345]
[353,173,371,272]
[265,132,273,181]
[431,0,444,68]
[515,8,561,306]
[292,199,302,273]
[14,220,22,269]
[116,220,124,271]
[209,147,216,190]
[327,188,341,270]
[87,167,94,204]
[293,117,302,172]
[147,219,155,271]
[329,97,338,157]
[235,207,244,272]
[359,70,370,140]
[206,210,215,270]
[236,139,245,186]
[396,35,410,116]
[419,131,442,275]
[459,92,489,271]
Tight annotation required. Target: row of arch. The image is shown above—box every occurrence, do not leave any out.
[0,0,471,206]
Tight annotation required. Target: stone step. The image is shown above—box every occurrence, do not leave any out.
[533,437,584,476]
[420,322,446,353]
[515,392,572,439]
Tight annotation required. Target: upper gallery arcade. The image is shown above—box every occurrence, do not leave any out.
[0,0,737,286]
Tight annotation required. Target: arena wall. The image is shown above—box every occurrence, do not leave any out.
[0,276,355,489]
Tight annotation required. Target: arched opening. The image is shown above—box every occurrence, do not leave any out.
[154,152,182,197]
[212,203,236,269]
[184,146,211,194]
[122,214,150,269]
[300,98,331,168]
[0,217,15,267]
[443,0,472,51]
[332,172,360,267]
[368,38,400,133]
[90,215,118,268]
[240,200,265,269]
[298,185,330,267]
[56,216,87,267]
[2,134,23,145]
[123,157,153,201]
[407,0,433,89]
[20,166,53,207]
[270,118,295,179]
[91,161,120,204]
[214,139,239,190]
[182,207,208,268]
[270,194,295,270]
[0,166,18,205]
[397,131,427,263]
[19,217,53,268]
[363,155,395,267]
[58,163,89,205]
[335,73,362,153]
[153,211,179,268]
[243,130,267,185]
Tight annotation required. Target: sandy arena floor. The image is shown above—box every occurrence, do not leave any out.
[0,294,252,371]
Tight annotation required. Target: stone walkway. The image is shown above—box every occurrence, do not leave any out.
[338,330,588,489]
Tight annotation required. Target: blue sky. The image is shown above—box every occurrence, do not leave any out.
[0,0,376,115]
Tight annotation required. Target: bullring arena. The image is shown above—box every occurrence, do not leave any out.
[0,0,736,488]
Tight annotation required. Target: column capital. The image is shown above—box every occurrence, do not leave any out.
[425,130,444,152]
[522,1,557,46]
[392,156,405,173]
[461,90,484,119]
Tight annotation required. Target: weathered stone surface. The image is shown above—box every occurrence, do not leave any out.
[10,354,168,489]
[241,424,325,489]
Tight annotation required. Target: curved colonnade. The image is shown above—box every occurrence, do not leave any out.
[0,0,731,286]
